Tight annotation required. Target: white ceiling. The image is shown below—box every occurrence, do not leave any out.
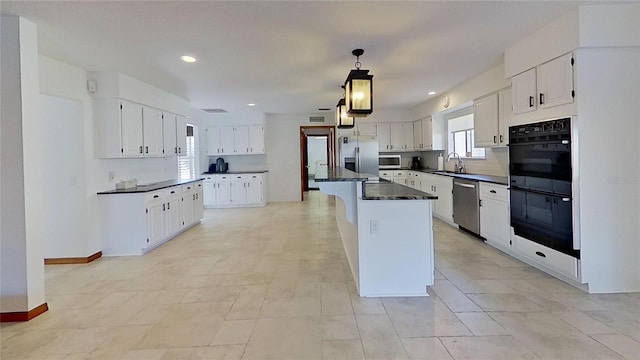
[1,1,581,115]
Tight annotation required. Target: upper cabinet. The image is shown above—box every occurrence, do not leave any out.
[378,122,413,152]
[511,52,574,115]
[474,88,512,147]
[206,125,265,156]
[413,116,445,151]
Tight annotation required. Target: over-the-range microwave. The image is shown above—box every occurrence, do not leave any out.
[379,155,402,169]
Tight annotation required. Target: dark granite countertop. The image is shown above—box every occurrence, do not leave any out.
[314,167,375,182]
[363,181,438,200]
[399,168,508,185]
[202,170,268,175]
[97,178,204,195]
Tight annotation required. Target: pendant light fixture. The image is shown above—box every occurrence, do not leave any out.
[336,86,355,129]
[344,49,373,117]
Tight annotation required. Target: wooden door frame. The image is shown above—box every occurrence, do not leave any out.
[299,126,336,201]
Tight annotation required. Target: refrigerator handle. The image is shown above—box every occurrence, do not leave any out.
[356,147,360,172]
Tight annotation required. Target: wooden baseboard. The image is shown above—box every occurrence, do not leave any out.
[44,251,102,265]
[0,303,48,322]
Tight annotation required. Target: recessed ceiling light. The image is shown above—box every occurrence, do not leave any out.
[428,91,436,95]
[180,55,196,63]
[247,103,256,107]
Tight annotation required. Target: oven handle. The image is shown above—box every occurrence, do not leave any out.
[508,140,570,146]
[510,187,572,199]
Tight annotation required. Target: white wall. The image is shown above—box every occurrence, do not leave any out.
[0,15,46,313]
[307,137,328,174]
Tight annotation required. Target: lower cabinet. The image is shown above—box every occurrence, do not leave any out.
[479,182,510,250]
[203,173,267,208]
[100,180,204,256]
[422,174,454,224]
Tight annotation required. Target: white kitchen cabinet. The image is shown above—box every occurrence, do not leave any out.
[357,123,377,136]
[511,52,574,115]
[120,100,144,157]
[231,175,247,204]
[401,122,414,151]
[248,125,265,154]
[379,171,393,181]
[474,88,511,147]
[377,123,392,152]
[479,182,510,250]
[207,125,265,156]
[246,174,264,204]
[390,123,403,151]
[162,112,177,156]
[99,181,202,256]
[176,115,188,156]
[182,182,203,226]
[413,116,444,151]
[142,107,163,157]
[216,176,232,205]
[422,173,454,224]
[203,173,266,208]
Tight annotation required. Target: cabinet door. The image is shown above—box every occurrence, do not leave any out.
[390,123,403,151]
[142,107,163,156]
[163,112,177,156]
[249,125,265,154]
[220,127,235,155]
[194,188,204,221]
[402,123,414,150]
[246,175,263,204]
[183,192,195,226]
[498,89,512,146]
[121,100,144,157]
[230,176,247,204]
[413,120,423,149]
[480,197,510,249]
[233,126,250,154]
[377,123,391,152]
[207,127,221,155]
[537,53,574,109]
[176,115,188,156]
[474,93,499,147]
[420,117,434,150]
[203,181,216,206]
[357,123,377,136]
[511,68,537,114]
[165,196,182,235]
[216,178,232,205]
[146,202,165,247]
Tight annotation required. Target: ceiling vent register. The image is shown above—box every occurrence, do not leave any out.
[201,108,228,113]
[309,116,325,123]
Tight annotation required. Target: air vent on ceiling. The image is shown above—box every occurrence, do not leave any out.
[201,108,228,113]
[309,116,325,123]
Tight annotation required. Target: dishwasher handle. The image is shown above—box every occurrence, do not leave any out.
[454,181,477,188]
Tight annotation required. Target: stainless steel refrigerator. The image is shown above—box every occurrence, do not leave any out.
[339,135,379,176]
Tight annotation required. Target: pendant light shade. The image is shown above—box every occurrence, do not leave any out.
[345,49,373,117]
[336,97,354,129]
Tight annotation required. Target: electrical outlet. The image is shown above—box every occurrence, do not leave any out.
[370,219,379,234]
[108,171,115,181]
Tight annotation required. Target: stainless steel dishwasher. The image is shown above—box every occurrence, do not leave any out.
[452,178,480,236]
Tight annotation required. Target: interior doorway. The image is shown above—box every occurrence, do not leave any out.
[299,126,336,201]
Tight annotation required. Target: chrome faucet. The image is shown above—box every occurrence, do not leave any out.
[446,152,465,173]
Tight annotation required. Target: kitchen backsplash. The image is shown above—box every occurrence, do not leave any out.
[421,148,508,176]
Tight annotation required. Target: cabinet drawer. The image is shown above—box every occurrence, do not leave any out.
[145,189,170,202]
[479,182,508,201]
[394,171,407,177]
[182,183,196,193]
[379,171,392,177]
[514,236,579,280]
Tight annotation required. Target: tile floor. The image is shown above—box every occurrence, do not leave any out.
[2,191,639,359]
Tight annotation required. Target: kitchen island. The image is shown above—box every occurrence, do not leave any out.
[315,168,437,297]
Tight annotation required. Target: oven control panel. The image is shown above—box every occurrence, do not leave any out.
[510,118,570,143]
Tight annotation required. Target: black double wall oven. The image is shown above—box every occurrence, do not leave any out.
[508,118,579,258]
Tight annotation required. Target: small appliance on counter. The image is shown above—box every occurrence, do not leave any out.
[206,157,228,173]
[411,156,421,170]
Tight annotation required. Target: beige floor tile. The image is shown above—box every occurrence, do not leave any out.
[586,310,640,342]
[321,282,353,316]
[242,316,322,359]
[211,319,256,345]
[553,310,617,335]
[382,297,472,337]
[466,293,543,312]
[400,337,454,360]
[350,296,387,315]
[440,335,540,359]
[430,280,482,312]
[356,314,409,360]
[591,334,640,359]
[322,339,365,360]
[85,325,152,359]
[322,315,360,340]
[259,297,321,318]
[162,344,245,359]
[181,286,242,303]
[455,312,508,336]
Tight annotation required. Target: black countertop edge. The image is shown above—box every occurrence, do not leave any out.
[314,167,373,182]
[97,178,204,195]
[396,168,508,185]
[202,170,269,175]
[362,181,438,200]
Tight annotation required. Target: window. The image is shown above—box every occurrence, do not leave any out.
[447,109,485,159]
[179,124,197,179]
